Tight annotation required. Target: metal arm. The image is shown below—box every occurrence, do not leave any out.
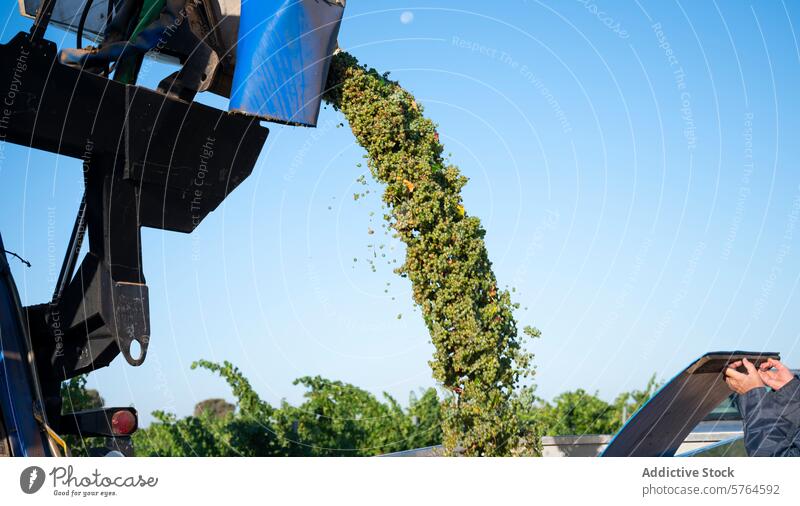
[29,0,57,41]
[0,30,267,438]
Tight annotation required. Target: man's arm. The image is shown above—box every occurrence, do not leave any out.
[736,377,800,456]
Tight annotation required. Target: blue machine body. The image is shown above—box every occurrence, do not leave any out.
[0,234,51,456]
[230,0,345,127]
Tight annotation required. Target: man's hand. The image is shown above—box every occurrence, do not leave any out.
[758,358,795,390]
[725,358,765,394]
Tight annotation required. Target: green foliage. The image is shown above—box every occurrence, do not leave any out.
[62,363,660,456]
[534,375,662,436]
[614,374,661,418]
[535,389,619,436]
[60,375,105,456]
[61,375,104,412]
[323,51,538,456]
[132,361,443,456]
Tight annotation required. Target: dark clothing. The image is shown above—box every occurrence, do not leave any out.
[61,0,216,99]
[80,0,177,82]
[737,377,800,456]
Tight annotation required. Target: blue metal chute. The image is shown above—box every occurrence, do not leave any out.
[230,0,344,127]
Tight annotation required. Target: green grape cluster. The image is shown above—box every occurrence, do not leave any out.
[323,52,537,456]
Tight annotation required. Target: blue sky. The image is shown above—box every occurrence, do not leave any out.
[2,1,800,424]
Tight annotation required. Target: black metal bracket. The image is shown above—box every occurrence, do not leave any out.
[0,30,268,425]
[59,407,138,437]
[29,0,57,42]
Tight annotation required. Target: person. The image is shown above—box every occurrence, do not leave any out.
[725,358,800,456]
[59,0,219,101]
[60,0,171,80]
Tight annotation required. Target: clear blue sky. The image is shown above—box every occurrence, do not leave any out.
[2,1,799,424]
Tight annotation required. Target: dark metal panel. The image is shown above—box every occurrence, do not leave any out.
[0,31,268,233]
[0,30,268,432]
[683,436,747,457]
[123,84,267,233]
[0,236,52,456]
[601,351,779,457]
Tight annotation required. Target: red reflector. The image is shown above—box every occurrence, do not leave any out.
[111,410,137,435]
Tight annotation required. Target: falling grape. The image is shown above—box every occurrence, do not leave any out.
[324,52,537,457]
